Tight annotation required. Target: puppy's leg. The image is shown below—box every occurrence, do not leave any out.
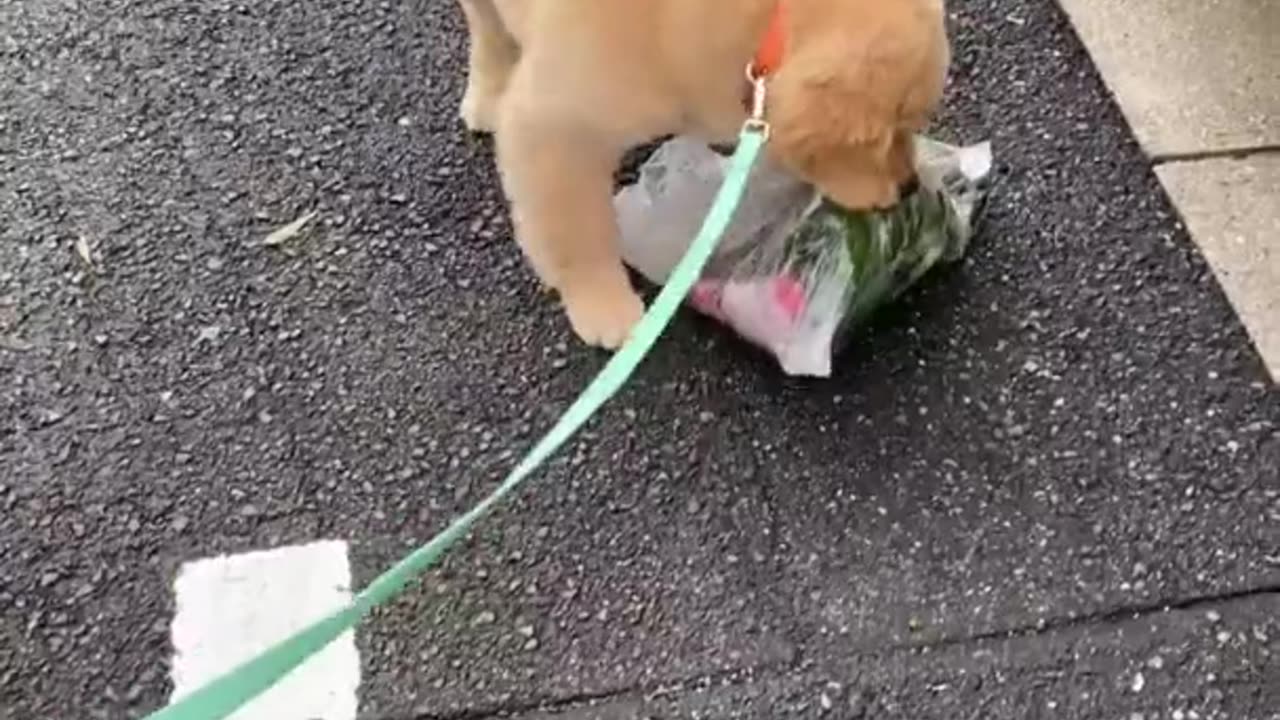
[495,99,643,349]
[458,0,519,133]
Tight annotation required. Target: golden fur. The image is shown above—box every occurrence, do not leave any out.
[458,0,950,348]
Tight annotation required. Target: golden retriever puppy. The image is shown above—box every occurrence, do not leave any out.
[458,0,950,348]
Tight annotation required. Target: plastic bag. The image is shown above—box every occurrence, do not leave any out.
[615,135,994,377]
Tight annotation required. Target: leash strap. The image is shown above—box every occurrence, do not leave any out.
[143,129,768,720]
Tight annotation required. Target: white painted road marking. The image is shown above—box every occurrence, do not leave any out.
[170,539,360,720]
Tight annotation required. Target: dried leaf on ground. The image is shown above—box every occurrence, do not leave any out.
[74,236,96,271]
[0,335,35,352]
[260,211,318,247]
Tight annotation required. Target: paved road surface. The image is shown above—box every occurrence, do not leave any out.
[2,0,1277,718]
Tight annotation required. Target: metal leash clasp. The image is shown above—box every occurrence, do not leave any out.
[743,64,771,139]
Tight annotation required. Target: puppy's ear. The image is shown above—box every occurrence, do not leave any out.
[766,51,905,209]
[767,58,898,175]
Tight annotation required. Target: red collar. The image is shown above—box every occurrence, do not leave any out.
[742,2,787,115]
[750,1,788,80]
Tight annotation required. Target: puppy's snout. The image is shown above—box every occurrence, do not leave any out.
[898,174,919,199]
[861,174,917,211]
[871,183,901,210]
[824,175,902,211]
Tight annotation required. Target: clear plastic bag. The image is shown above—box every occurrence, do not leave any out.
[615,135,994,376]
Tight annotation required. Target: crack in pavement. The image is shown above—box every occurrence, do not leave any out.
[881,582,1280,655]
[1151,145,1280,165]
[439,585,1280,720]
[398,665,772,720]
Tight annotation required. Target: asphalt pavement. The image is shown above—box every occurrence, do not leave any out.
[1,0,1277,718]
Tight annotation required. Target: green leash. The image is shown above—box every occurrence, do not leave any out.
[144,129,768,720]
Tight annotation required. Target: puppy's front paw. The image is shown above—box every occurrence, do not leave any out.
[561,278,645,350]
[459,87,499,133]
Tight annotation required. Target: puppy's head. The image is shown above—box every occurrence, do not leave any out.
[765,0,949,210]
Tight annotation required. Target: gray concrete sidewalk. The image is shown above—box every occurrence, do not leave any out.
[1057,0,1280,381]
